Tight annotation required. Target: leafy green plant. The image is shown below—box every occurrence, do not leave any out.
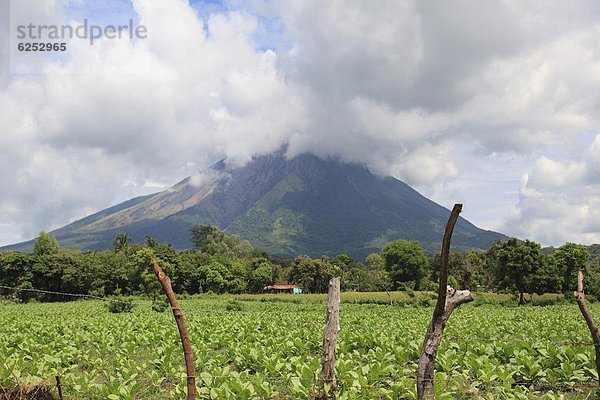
[226,300,243,311]
[151,300,168,313]
[1,296,598,399]
[105,297,135,313]
[419,297,432,307]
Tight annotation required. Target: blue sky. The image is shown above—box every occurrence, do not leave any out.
[61,0,289,51]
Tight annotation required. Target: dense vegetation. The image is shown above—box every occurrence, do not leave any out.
[1,297,599,399]
[2,228,600,398]
[0,227,597,304]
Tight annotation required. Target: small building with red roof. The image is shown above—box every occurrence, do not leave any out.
[264,283,303,294]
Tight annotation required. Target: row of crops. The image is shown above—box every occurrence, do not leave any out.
[1,297,599,399]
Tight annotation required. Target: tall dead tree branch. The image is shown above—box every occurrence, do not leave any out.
[417,204,474,399]
[574,270,600,384]
[153,260,196,400]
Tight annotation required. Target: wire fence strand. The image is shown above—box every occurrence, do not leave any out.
[0,284,138,305]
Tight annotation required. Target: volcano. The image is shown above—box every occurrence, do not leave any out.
[4,152,504,258]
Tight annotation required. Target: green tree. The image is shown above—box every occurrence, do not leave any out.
[129,247,162,299]
[490,238,542,304]
[429,252,464,288]
[531,255,563,295]
[190,225,252,257]
[335,254,360,291]
[32,231,60,256]
[365,253,385,270]
[462,251,491,291]
[82,250,132,296]
[199,259,230,293]
[219,257,248,293]
[144,236,158,248]
[381,240,428,290]
[428,250,489,291]
[41,250,91,300]
[288,256,341,293]
[248,258,273,293]
[175,251,209,294]
[585,258,600,297]
[112,233,131,253]
[128,245,179,299]
[554,242,589,292]
[0,251,34,286]
[0,252,44,302]
[191,225,224,251]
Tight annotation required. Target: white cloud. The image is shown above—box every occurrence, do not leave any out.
[586,134,600,183]
[456,30,600,153]
[0,0,303,244]
[503,134,600,245]
[189,169,227,188]
[528,157,586,188]
[390,143,458,186]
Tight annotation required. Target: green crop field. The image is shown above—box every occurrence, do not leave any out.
[1,296,599,399]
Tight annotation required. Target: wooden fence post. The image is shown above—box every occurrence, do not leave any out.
[55,375,64,400]
[318,277,341,398]
[574,270,600,384]
[417,204,474,399]
[153,260,196,400]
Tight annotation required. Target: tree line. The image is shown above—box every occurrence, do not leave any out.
[0,226,597,303]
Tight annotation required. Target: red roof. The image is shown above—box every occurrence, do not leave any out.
[266,284,298,290]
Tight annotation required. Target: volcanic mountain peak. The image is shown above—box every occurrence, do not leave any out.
[3,152,505,258]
